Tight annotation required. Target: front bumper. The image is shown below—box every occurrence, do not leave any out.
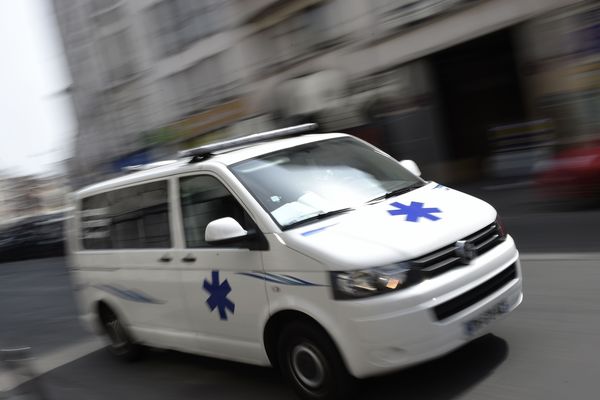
[337,236,522,378]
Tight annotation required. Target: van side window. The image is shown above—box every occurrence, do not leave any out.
[80,180,171,249]
[81,193,111,249]
[179,175,250,248]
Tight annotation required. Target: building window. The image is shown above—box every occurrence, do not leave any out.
[98,30,136,82]
[92,6,123,27]
[252,2,338,70]
[149,0,224,58]
[89,0,120,15]
[163,53,225,115]
[62,5,87,48]
[106,94,144,136]
[81,181,171,249]
[307,0,346,46]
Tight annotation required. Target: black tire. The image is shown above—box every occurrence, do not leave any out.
[277,321,356,400]
[99,305,143,362]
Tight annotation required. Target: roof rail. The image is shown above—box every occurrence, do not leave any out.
[123,160,178,172]
[178,123,318,161]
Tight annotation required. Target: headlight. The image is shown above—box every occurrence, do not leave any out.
[330,263,423,300]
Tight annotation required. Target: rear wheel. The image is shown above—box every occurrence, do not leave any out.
[277,321,355,400]
[99,305,143,361]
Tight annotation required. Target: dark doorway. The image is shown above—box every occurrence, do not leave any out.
[430,28,527,162]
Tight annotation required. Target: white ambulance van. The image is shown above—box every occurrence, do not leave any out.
[67,124,523,400]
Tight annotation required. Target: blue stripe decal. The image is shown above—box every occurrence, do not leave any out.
[301,223,338,237]
[236,272,290,284]
[264,272,301,285]
[279,274,318,285]
[239,272,297,285]
[237,271,324,286]
[93,284,165,304]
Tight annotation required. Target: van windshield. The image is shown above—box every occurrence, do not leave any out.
[229,137,424,229]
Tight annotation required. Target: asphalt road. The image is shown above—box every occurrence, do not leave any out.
[1,254,600,400]
[0,257,89,355]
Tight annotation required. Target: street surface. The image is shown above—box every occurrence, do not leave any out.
[2,253,599,399]
[1,185,599,399]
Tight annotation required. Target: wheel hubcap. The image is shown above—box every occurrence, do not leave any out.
[291,344,326,389]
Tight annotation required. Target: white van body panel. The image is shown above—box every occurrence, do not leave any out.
[280,182,496,269]
[173,247,271,365]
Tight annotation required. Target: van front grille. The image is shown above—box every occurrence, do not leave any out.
[433,263,517,321]
[410,223,504,278]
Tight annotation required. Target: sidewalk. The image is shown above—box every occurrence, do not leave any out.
[1,338,105,400]
[0,348,45,400]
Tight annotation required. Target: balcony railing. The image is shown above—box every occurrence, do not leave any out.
[373,0,473,35]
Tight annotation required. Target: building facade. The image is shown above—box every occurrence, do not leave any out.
[0,174,69,224]
[52,0,597,188]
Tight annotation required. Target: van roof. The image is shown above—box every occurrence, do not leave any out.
[75,132,347,198]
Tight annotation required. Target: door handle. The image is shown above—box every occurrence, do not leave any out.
[158,255,172,262]
[182,255,196,263]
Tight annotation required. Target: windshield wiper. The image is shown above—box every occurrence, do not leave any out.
[283,207,354,230]
[366,182,424,204]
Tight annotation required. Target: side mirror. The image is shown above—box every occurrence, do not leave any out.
[205,217,248,244]
[399,159,421,177]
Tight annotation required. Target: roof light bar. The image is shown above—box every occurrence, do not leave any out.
[178,123,318,161]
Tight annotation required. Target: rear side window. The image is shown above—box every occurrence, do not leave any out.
[81,193,111,249]
[80,180,171,249]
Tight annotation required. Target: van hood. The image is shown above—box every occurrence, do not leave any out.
[280,183,497,270]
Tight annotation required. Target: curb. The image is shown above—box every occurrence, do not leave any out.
[0,338,104,393]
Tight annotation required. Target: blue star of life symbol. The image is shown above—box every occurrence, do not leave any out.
[203,270,235,320]
[387,201,442,222]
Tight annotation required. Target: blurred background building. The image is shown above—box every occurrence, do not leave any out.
[51,0,600,189]
[0,172,69,262]
[0,174,69,222]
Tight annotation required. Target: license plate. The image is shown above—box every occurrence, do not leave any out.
[464,300,510,337]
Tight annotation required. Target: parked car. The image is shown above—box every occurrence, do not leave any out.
[534,141,600,204]
[0,212,66,262]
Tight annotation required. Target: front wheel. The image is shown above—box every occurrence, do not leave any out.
[99,306,143,361]
[278,321,355,400]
